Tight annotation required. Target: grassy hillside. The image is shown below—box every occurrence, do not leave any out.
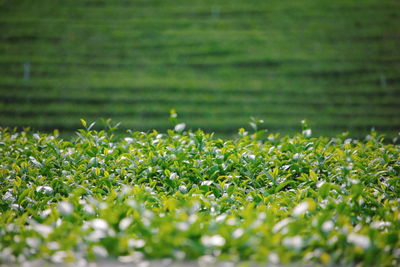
[0,0,399,137]
[1,125,399,265]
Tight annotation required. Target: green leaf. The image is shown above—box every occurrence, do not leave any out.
[80,118,87,128]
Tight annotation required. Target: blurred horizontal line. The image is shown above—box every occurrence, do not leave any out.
[1,96,399,107]
[1,84,400,97]
[2,110,399,119]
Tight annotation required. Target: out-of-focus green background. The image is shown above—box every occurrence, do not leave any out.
[1,0,399,138]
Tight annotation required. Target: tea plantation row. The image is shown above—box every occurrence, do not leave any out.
[1,0,400,137]
[1,122,399,265]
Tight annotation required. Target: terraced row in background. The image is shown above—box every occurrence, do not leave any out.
[0,0,399,138]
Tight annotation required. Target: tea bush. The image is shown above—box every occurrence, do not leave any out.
[1,0,400,138]
[0,121,399,265]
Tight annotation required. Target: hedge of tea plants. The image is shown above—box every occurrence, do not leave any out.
[1,0,400,138]
[0,122,399,265]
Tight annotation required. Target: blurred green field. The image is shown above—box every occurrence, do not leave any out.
[0,0,399,137]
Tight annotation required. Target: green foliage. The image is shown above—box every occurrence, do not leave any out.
[0,124,399,266]
[0,0,400,138]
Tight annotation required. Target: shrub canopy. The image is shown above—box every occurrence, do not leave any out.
[0,124,399,265]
